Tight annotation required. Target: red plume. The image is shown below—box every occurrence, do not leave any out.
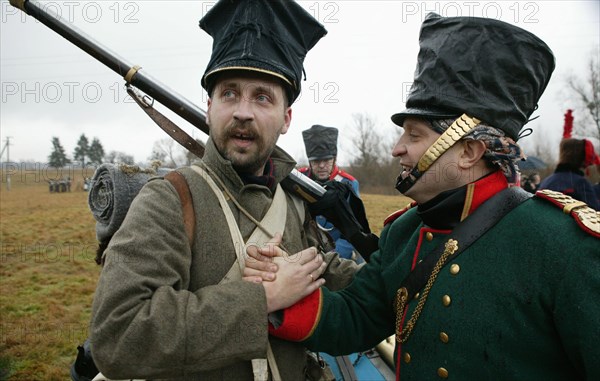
[563,109,573,139]
[584,139,600,167]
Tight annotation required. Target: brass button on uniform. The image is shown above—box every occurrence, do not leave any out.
[437,367,449,378]
[450,264,460,275]
[426,232,434,241]
[442,295,451,306]
[439,332,449,343]
[403,352,411,363]
[398,287,408,302]
[414,292,420,300]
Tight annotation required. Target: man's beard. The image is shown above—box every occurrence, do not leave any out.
[215,121,275,175]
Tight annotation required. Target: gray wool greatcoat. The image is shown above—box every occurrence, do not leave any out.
[90,138,359,381]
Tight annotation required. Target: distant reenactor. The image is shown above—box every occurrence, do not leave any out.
[300,125,363,261]
[538,110,600,210]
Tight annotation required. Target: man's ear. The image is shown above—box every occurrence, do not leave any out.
[281,107,292,135]
[459,140,487,168]
[206,98,212,125]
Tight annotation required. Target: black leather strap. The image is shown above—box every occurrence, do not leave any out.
[400,187,532,302]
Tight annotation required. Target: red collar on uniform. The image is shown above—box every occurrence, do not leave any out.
[386,171,509,228]
[416,170,508,229]
[328,165,340,181]
[460,170,508,219]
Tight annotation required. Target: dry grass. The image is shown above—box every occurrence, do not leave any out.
[1,170,99,381]
[362,193,413,236]
[0,170,410,380]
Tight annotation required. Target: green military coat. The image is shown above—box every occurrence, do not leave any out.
[272,171,600,380]
[90,139,358,381]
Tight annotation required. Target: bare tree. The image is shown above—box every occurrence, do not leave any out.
[149,138,180,168]
[521,133,557,179]
[105,150,134,165]
[347,113,402,194]
[564,49,600,140]
[349,113,382,167]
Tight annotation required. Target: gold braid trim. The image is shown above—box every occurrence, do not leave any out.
[417,114,481,173]
[536,189,600,236]
[395,239,459,344]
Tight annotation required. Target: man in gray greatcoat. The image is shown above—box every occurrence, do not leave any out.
[89,1,358,380]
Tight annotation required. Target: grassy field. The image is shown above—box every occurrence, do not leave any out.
[0,169,410,380]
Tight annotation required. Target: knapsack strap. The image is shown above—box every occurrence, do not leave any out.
[164,171,196,247]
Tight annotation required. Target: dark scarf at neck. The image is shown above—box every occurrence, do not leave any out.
[417,171,508,230]
[238,158,277,192]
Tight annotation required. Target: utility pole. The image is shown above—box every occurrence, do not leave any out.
[1,137,11,191]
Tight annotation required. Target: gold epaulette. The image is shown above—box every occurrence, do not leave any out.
[384,201,417,226]
[535,189,600,238]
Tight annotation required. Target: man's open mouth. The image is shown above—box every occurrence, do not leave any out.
[400,164,414,179]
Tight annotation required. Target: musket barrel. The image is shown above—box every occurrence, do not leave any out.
[133,71,209,135]
[10,0,209,135]
[10,0,342,216]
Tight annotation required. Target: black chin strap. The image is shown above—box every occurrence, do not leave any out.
[395,167,422,193]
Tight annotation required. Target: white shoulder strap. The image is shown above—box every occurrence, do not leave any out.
[191,164,247,277]
[190,164,288,281]
[190,164,284,381]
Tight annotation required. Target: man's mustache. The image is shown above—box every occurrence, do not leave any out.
[225,121,258,138]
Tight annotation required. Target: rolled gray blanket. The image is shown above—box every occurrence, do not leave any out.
[88,163,172,245]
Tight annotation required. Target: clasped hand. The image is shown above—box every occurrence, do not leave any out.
[244,233,326,313]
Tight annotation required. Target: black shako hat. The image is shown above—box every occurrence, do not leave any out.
[391,13,555,140]
[302,125,338,161]
[199,0,327,104]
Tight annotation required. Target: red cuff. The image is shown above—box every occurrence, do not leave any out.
[269,289,322,341]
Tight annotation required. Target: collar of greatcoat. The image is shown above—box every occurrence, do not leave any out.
[197,137,298,194]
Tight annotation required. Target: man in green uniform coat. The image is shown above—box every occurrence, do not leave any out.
[248,12,600,381]
[89,1,357,380]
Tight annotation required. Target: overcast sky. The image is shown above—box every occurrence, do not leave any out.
[1,0,599,166]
